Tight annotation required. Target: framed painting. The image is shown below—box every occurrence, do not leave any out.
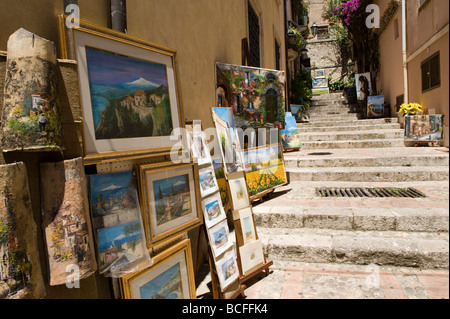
[315,69,326,77]
[312,77,328,89]
[207,219,233,258]
[211,107,245,175]
[198,166,220,198]
[239,239,264,275]
[89,171,151,275]
[237,206,257,245]
[59,17,185,160]
[227,172,250,211]
[367,95,385,118]
[404,115,445,141]
[192,130,212,166]
[139,163,203,247]
[215,249,240,291]
[243,144,287,198]
[201,192,227,229]
[120,238,196,299]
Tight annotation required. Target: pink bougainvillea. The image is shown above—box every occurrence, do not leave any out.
[329,0,362,26]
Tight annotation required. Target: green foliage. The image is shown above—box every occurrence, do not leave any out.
[290,69,312,104]
[329,78,355,91]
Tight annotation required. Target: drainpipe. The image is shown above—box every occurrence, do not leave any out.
[402,0,408,104]
[111,0,127,33]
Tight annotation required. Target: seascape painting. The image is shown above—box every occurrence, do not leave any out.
[202,193,226,228]
[139,263,184,299]
[281,112,302,150]
[209,220,232,257]
[85,47,173,140]
[198,167,219,198]
[216,250,239,290]
[367,95,385,118]
[152,174,192,227]
[97,220,147,274]
[89,171,139,228]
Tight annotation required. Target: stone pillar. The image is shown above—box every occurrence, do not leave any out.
[40,158,97,286]
[0,162,45,299]
[1,28,62,152]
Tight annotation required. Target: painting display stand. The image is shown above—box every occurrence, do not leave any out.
[208,109,273,293]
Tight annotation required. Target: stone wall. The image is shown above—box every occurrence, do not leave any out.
[306,39,356,83]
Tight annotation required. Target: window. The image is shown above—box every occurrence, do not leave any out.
[248,2,261,67]
[421,52,440,92]
[275,39,281,70]
[394,18,399,41]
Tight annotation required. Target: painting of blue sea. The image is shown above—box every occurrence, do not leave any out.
[139,263,184,299]
[152,174,191,226]
[89,171,137,218]
[85,46,173,140]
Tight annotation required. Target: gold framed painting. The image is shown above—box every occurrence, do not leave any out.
[139,162,203,248]
[120,238,196,299]
[58,16,186,161]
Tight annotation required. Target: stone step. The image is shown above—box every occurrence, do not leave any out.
[259,227,449,269]
[311,93,346,101]
[300,138,406,150]
[308,114,360,121]
[299,129,404,142]
[254,206,449,233]
[286,166,449,182]
[284,153,450,168]
[299,118,399,128]
[299,123,401,133]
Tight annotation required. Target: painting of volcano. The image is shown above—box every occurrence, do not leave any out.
[85,47,173,140]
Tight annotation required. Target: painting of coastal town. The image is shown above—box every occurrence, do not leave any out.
[138,263,184,299]
[89,171,150,274]
[97,220,147,274]
[85,47,173,140]
[153,174,192,227]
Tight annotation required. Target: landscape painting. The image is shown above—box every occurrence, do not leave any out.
[141,163,202,245]
[89,171,140,229]
[97,220,147,274]
[85,47,173,140]
[139,263,184,299]
[281,112,302,150]
[198,166,219,198]
[244,144,287,198]
[201,192,226,228]
[152,174,191,227]
[121,239,195,299]
[238,207,256,245]
[208,219,232,258]
[216,250,239,290]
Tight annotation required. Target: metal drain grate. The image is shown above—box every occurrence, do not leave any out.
[316,187,427,198]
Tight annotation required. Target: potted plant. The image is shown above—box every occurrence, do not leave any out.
[287,26,305,51]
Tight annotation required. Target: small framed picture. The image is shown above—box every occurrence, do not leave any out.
[227,171,250,210]
[239,239,264,275]
[208,219,233,258]
[198,166,220,198]
[120,238,196,299]
[237,206,257,245]
[215,249,240,291]
[139,163,203,247]
[192,130,212,166]
[201,192,227,229]
[315,69,325,77]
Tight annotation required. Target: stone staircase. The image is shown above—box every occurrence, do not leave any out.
[254,93,449,270]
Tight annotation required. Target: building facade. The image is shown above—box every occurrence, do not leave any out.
[376,0,449,147]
